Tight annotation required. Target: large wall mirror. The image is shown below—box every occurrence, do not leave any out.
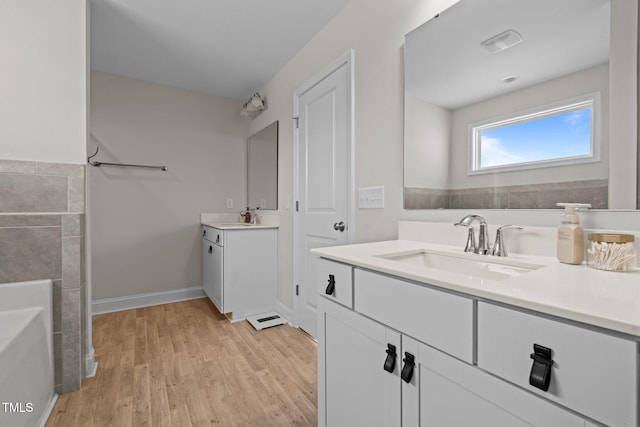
[247,120,278,210]
[404,0,639,210]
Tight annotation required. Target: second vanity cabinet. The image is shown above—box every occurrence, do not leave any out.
[202,225,277,320]
[317,258,638,427]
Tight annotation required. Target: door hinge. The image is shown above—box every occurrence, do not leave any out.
[295,201,299,212]
[295,284,299,296]
[293,116,299,129]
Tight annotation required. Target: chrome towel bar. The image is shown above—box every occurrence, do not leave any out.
[87,146,168,171]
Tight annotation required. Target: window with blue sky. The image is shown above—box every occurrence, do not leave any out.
[471,95,597,173]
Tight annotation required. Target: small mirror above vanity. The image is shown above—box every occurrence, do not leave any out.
[247,120,278,210]
[404,0,639,210]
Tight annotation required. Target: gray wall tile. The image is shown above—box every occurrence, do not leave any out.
[52,279,62,334]
[53,331,63,389]
[407,179,610,210]
[0,215,61,227]
[507,191,539,209]
[36,162,84,176]
[62,236,81,288]
[62,288,81,344]
[62,214,84,236]
[62,341,81,393]
[0,159,36,174]
[404,187,451,209]
[0,174,68,212]
[67,167,85,213]
[0,227,61,282]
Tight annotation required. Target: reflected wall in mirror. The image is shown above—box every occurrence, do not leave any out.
[404,0,638,210]
[247,121,278,210]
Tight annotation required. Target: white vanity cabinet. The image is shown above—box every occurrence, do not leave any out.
[317,258,635,427]
[202,225,277,320]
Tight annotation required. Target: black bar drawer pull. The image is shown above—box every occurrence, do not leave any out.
[401,352,415,383]
[384,344,397,373]
[529,344,554,391]
[325,274,336,296]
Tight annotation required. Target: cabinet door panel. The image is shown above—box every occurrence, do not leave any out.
[210,242,223,312]
[417,343,584,427]
[202,238,212,298]
[320,299,401,427]
[223,229,277,318]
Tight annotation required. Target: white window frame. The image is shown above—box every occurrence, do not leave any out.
[468,93,601,175]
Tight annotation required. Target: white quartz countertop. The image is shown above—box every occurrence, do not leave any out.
[202,222,278,230]
[311,240,640,338]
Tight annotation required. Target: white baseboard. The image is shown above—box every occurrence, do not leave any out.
[92,286,206,315]
[38,393,58,427]
[275,300,294,325]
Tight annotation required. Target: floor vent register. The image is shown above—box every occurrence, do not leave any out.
[247,312,288,331]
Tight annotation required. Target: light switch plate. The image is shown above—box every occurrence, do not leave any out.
[226,198,233,209]
[358,186,385,209]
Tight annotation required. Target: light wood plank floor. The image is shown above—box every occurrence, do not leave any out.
[46,298,318,427]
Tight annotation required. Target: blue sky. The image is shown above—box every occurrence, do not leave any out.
[480,107,592,168]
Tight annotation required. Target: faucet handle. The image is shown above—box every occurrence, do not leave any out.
[491,225,524,257]
[454,222,476,253]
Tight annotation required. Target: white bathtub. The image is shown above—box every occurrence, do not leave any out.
[0,280,56,427]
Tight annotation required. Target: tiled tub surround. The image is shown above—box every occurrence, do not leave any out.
[405,179,608,209]
[0,159,87,394]
[0,160,85,213]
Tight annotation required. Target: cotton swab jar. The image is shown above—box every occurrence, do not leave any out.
[586,233,636,272]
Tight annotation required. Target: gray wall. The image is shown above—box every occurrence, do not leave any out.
[90,72,248,301]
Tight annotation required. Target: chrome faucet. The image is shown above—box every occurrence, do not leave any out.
[454,214,490,254]
[491,225,523,257]
[250,207,260,225]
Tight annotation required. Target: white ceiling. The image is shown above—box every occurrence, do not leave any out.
[405,0,610,109]
[90,0,351,100]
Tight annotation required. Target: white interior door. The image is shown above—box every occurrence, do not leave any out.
[294,54,352,338]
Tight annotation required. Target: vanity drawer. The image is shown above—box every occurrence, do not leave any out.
[477,302,638,427]
[316,258,353,309]
[202,226,223,245]
[354,269,473,363]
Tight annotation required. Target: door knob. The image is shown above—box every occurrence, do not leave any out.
[333,221,346,232]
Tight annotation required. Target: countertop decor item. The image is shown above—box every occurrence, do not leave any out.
[587,233,636,272]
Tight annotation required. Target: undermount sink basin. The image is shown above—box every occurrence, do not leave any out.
[377,249,543,281]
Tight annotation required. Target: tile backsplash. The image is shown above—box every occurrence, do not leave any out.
[0,159,86,394]
[405,179,608,210]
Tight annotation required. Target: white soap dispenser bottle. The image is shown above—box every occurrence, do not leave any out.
[556,202,591,264]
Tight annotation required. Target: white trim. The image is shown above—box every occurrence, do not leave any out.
[276,299,294,325]
[38,394,58,427]
[292,49,355,330]
[84,347,98,378]
[92,286,206,315]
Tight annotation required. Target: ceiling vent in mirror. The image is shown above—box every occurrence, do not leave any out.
[481,29,523,53]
